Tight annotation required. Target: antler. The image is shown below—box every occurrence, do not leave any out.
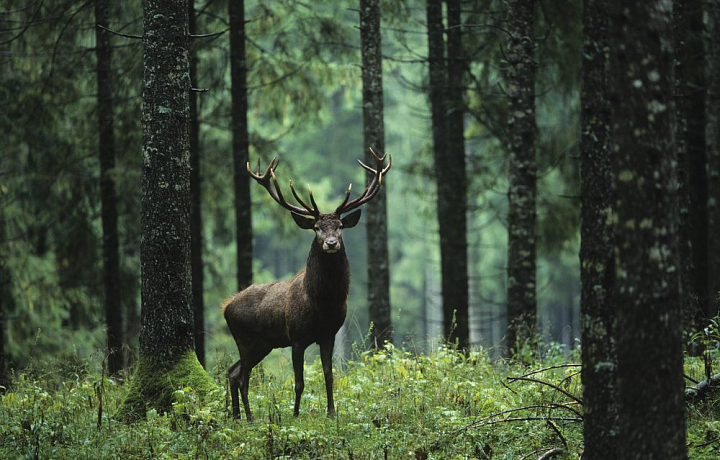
[335,147,392,215]
[246,158,321,217]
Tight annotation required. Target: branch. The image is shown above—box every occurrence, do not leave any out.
[537,448,564,460]
[685,372,720,402]
[189,28,228,39]
[506,376,583,405]
[97,24,141,40]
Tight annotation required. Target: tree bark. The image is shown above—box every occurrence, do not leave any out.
[443,0,469,349]
[505,0,537,354]
[426,0,447,343]
[708,0,720,319]
[579,1,618,458]
[683,0,708,326]
[119,0,215,420]
[95,0,124,375]
[675,0,710,341]
[427,0,468,349]
[229,0,253,292]
[609,2,687,459]
[0,213,9,389]
[360,0,392,347]
[188,0,205,368]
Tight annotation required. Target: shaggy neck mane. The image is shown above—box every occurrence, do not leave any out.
[304,239,350,306]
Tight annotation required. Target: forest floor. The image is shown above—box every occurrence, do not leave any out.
[0,344,718,460]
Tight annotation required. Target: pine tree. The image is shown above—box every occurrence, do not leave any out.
[95,0,124,374]
[609,1,687,458]
[505,0,537,353]
[360,0,393,346]
[579,1,617,457]
[118,0,215,420]
[230,0,253,292]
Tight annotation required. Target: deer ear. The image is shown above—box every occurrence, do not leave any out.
[291,212,315,229]
[341,209,362,229]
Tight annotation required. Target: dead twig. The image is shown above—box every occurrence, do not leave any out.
[685,372,720,402]
[506,376,583,405]
[537,448,564,460]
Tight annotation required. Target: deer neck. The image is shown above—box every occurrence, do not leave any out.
[304,239,350,306]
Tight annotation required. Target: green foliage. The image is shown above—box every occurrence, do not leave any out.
[2,347,719,459]
[1,0,587,374]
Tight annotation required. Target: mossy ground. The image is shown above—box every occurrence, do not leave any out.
[0,346,718,459]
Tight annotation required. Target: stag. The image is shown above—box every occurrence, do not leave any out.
[223,149,391,421]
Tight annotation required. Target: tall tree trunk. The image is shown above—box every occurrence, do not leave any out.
[675,0,709,343]
[0,213,9,390]
[708,0,720,319]
[443,0,469,349]
[427,0,466,348]
[188,0,205,368]
[684,0,709,326]
[119,0,215,420]
[95,0,124,375]
[360,0,392,347]
[505,0,537,354]
[673,0,696,347]
[609,2,687,459]
[579,1,618,458]
[229,0,253,292]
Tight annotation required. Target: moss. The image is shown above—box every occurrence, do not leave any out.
[117,349,218,422]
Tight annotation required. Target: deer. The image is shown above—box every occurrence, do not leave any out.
[223,148,391,421]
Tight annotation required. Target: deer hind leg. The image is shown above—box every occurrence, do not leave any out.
[238,346,272,423]
[319,339,335,417]
[227,360,242,419]
[291,344,306,417]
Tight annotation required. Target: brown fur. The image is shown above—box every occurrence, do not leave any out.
[224,212,357,421]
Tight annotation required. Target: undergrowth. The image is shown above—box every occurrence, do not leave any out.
[0,344,718,459]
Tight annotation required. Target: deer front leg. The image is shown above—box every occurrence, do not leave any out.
[319,339,335,417]
[292,345,305,416]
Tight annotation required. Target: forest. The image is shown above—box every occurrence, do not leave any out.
[1,0,719,459]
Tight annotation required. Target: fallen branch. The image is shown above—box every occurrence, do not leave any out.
[466,416,582,430]
[685,372,720,402]
[538,448,564,460]
[506,376,583,405]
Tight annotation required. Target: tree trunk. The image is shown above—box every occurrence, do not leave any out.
[95,0,124,375]
[229,0,253,292]
[673,0,696,347]
[360,0,392,347]
[505,0,537,354]
[684,0,709,326]
[609,2,687,459]
[427,0,462,348]
[708,0,720,319]
[118,0,215,421]
[188,0,205,368]
[443,0,469,349]
[579,1,618,458]
[675,0,710,342]
[0,213,10,389]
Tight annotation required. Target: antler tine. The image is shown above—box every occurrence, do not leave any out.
[335,150,392,214]
[308,184,320,213]
[336,183,353,211]
[289,181,320,216]
[246,157,318,217]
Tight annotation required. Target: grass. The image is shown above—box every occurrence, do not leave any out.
[0,344,719,459]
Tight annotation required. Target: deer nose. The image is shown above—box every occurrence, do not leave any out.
[324,237,340,251]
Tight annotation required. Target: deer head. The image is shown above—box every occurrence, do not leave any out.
[246,148,392,254]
